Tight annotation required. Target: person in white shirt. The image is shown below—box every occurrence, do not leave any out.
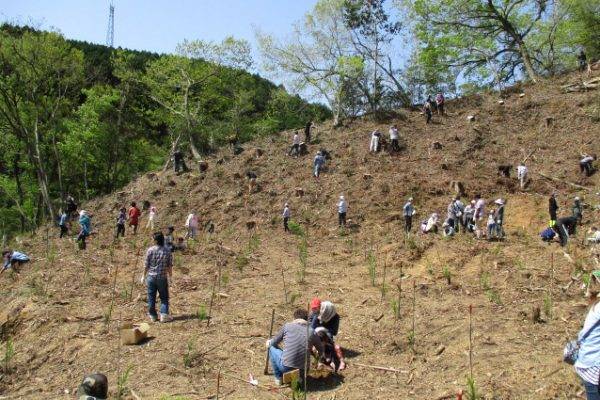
[517,162,528,189]
[474,194,486,222]
[289,132,301,157]
[185,212,199,239]
[389,125,400,152]
[580,154,597,177]
[588,227,600,244]
[338,196,348,227]
[422,213,439,234]
[369,130,381,153]
[146,205,158,231]
[282,203,291,232]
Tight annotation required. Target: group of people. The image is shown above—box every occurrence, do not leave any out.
[266,298,345,386]
[540,193,599,247]
[402,195,506,240]
[369,125,401,153]
[422,93,445,124]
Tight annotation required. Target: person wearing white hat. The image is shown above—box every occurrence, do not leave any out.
[403,197,416,233]
[282,203,291,232]
[494,199,506,238]
[338,196,348,227]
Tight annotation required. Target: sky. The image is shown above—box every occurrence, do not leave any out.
[0,0,318,69]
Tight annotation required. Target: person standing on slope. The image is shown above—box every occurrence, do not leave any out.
[289,132,301,157]
[142,232,173,323]
[58,209,69,238]
[146,204,158,231]
[338,196,348,227]
[282,203,291,232]
[436,92,445,116]
[314,151,326,179]
[403,197,416,233]
[549,192,559,224]
[115,207,126,239]
[517,162,528,189]
[474,194,486,223]
[369,130,381,153]
[305,120,313,143]
[185,212,199,239]
[423,98,433,124]
[389,125,400,152]
[128,202,141,235]
[78,210,92,250]
[573,196,583,226]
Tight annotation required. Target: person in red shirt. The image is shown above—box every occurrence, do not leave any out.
[128,202,141,235]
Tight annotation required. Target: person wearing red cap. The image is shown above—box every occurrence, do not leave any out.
[308,298,321,326]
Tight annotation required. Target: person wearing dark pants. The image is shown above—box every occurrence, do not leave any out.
[305,120,312,143]
[552,220,569,247]
[574,276,600,400]
[77,210,91,250]
[173,149,188,173]
[115,207,126,239]
[403,197,415,233]
[549,192,559,223]
[142,232,173,323]
[58,211,68,238]
[1,250,29,274]
[338,196,347,227]
[573,197,583,226]
[580,155,597,177]
[289,133,300,157]
[282,203,291,232]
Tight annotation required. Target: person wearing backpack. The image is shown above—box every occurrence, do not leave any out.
[573,275,600,399]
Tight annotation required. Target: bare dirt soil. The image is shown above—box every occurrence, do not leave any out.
[1,71,599,399]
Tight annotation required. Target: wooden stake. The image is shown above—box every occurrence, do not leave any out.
[412,279,416,351]
[206,273,218,328]
[216,367,221,400]
[353,362,408,374]
[264,309,275,375]
[469,304,473,379]
[281,267,288,304]
[381,260,387,302]
[304,302,309,400]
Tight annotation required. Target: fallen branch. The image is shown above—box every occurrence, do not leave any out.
[352,362,409,374]
[534,172,592,191]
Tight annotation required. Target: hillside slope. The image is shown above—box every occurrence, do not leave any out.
[1,71,599,399]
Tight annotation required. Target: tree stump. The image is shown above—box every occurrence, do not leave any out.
[198,161,208,172]
[295,187,304,197]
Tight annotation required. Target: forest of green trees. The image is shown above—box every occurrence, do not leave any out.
[0,25,330,238]
[1,0,598,239]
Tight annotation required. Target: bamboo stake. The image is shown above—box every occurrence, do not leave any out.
[469,305,473,379]
[281,266,288,304]
[381,260,387,302]
[206,273,218,328]
[216,367,221,400]
[353,363,408,374]
[264,309,275,375]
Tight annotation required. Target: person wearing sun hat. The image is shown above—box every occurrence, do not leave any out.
[311,301,346,371]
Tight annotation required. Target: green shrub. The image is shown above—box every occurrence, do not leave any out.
[288,221,305,237]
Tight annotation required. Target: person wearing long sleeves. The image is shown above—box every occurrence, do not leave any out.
[282,203,291,232]
[403,197,415,233]
[1,250,29,274]
[58,210,68,238]
[313,152,325,178]
[338,196,348,227]
[369,130,380,153]
[517,163,528,189]
[494,199,506,238]
[310,301,346,371]
[389,125,400,152]
[78,210,91,250]
[289,132,301,157]
[549,192,559,223]
[142,232,173,323]
[185,212,199,239]
[574,276,600,399]
[266,309,324,386]
[474,194,486,222]
[573,197,583,225]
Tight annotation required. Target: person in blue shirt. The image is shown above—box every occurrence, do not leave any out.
[1,250,29,274]
[58,210,69,238]
[78,210,92,250]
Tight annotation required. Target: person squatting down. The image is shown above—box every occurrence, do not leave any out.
[580,154,597,177]
[266,308,324,386]
[1,249,29,274]
[310,299,346,371]
[421,213,439,234]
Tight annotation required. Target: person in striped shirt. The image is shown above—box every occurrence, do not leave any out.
[575,274,600,399]
[266,308,324,386]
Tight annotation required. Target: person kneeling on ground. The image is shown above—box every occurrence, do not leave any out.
[142,232,173,323]
[77,373,108,400]
[580,154,597,177]
[442,220,455,237]
[266,308,324,386]
[1,249,29,274]
[311,301,346,371]
[421,213,439,234]
[587,227,600,244]
[540,225,557,243]
[315,327,341,371]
